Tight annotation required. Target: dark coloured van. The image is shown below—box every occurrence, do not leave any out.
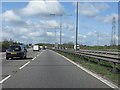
[6,44,27,60]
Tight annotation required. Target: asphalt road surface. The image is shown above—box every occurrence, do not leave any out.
[1,49,115,88]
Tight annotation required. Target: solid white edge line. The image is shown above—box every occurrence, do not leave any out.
[55,51,119,89]
[19,61,30,70]
[0,75,11,84]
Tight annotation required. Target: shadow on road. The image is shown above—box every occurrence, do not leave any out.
[8,57,33,60]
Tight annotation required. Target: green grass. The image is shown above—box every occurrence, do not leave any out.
[80,46,118,51]
[55,50,119,85]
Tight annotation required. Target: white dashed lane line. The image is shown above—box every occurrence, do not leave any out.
[19,61,30,70]
[0,51,43,83]
[0,75,11,84]
[20,51,43,68]
[32,57,36,61]
[33,52,43,60]
[39,52,42,55]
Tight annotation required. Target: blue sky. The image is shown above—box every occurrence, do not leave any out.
[1,1,119,46]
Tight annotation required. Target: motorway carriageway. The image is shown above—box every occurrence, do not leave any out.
[0,49,119,89]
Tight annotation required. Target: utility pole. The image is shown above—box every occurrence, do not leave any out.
[110,16,116,46]
[60,15,62,49]
[54,27,58,49]
[55,28,57,44]
[49,14,72,49]
[97,32,99,49]
[76,0,79,51]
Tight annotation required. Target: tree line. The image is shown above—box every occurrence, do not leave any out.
[0,39,21,52]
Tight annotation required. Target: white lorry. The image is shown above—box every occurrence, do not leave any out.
[45,46,47,49]
[74,45,80,50]
[33,45,39,51]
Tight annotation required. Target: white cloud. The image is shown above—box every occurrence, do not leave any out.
[86,31,98,36]
[78,34,87,39]
[68,25,74,31]
[62,23,74,31]
[115,35,118,41]
[20,0,65,16]
[46,32,54,37]
[29,32,40,37]
[75,3,109,17]
[95,13,118,23]
[94,3,109,11]
[78,3,98,17]
[2,10,27,27]
[2,10,21,22]
[45,20,59,28]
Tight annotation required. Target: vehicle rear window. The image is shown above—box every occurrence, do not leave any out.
[9,46,21,51]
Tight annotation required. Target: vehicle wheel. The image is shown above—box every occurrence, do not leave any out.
[6,57,9,60]
[11,57,13,60]
[20,56,23,59]
[24,55,27,59]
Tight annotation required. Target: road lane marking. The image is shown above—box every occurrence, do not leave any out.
[55,51,119,89]
[39,52,42,55]
[0,75,11,84]
[32,52,43,61]
[19,61,30,70]
[32,57,36,61]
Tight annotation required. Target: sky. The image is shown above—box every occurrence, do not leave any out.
[1,0,119,46]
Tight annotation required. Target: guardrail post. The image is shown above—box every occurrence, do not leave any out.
[79,55,82,60]
[85,57,89,62]
[83,56,88,62]
[112,62,117,73]
[87,57,90,62]
[81,56,84,61]
[97,59,101,65]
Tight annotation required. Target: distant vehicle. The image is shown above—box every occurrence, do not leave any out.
[52,47,55,49]
[33,45,39,51]
[6,44,27,60]
[40,46,43,50]
[43,46,45,50]
[45,46,47,49]
[74,45,80,50]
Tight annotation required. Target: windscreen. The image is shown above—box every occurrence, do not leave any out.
[8,46,21,51]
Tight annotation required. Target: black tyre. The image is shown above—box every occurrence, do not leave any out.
[20,56,23,59]
[6,57,9,60]
[11,57,13,59]
[24,55,27,59]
